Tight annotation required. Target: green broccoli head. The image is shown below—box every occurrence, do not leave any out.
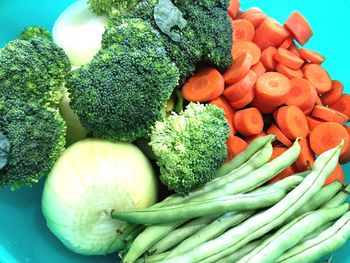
[88,0,141,16]
[0,37,71,107]
[150,102,229,195]
[67,20,179,142]
[0,99,66,189]
[18,26,52,41]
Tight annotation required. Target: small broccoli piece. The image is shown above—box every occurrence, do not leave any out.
[88,0,141,16]
[0,99,66,189]
[0,37,71,107]
[67,19,179,142]
[18,26,52,41]
[150,103,229,195]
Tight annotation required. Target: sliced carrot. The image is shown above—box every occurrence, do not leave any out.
[279,36,294,49]
[267,123,293,147]
[324,164,345,186]
[303,103,315,115]
[321,80,344,106]
[315,95,323,106]
[261,46,278,71]
[284,77,317,111]
[309,122,349,155]
[232,40,261,65]
[276,64,303,79]
[226,135,248,161]
[237,7,268,28]
[277,105,309,140]
[339,126,350,164]
[229,85,255,110]
[284,11,313,46]
[294,137,315,172]
[233,107,264,136]
[209,96,236,125]
[253,18,290,50]
[256,72,291,106]
[232,19,255,41]
[250,95,277,114]
[223,70,257,102]
[303,63,332,94]
[299,48,325,64]
[245,131,267,144]
[306,116,325,130]
[251,61,266,78]
[181,68,224,102]
[223,52,253,86]
[274,48,305,70]
[268,147,297,183]
[329,94,350,118]
[228,0,241,19]
[311,105,349,125]
[288,43,301,58]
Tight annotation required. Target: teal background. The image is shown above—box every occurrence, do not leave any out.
[0,0,349,262]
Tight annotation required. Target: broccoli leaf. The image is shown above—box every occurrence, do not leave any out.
[0,132,10,170]
[154,0,187,42]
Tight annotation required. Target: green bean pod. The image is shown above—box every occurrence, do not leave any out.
[300,221,335,242]
[214,134,276,178]
[238,204,349,263]
[277,210,350,263]
[159,142,342,263]
[149,215,218,254]
[135,251,170,263]
[112,190,286,225]
[321,185,350,209]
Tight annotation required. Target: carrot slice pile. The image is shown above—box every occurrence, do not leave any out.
[223,70,257,102]
[311,105,349,125]
[299,48,325,64]
[232,19,255,41]
[284,77,317,111]
[267,124,292,147]
[223,52,253,85]
[284,11,313,45]
[303,63,332,94]
[261,46,278,71]
[276,64,303,79]
[306,116,325,130]
[232,40,261,65]
[238,7,267,28]
[228,0,241,19]
[321,80,344,106]
[274,48,305,70]
[209,96,236,125]
[329,94,350,118]
[251,61,266,78]
[234,107,264,136]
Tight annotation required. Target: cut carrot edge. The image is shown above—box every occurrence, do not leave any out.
[321,80,344,106]
[232,19,256,42]
[251,61,266,78]
[209,96,236,124]
[284,77,317,111]
[223,52,253,86]
[261,46,278,71]
[329,94,350,118]
[299,48,325,64]
[223,70,257,102]
[228,0,241,19]
[306,116,325,130]
[284,11,313,45]
[294,137,315,172]
[276,64,303,79]
[274,48,305,70]
[233,107,264,136]
[232,40,262,65]
[237,7,268,28]
[266,123,293,147]
[324,164,345,186]
[226,135,248,161]
[311,105,349,125]
[303,63,332,94]
[229,85,255,109]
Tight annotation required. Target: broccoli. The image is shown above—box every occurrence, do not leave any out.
[88,0,141,16]
[150,102,229,195]
[67,18,179,142]
[0,37,71,107]
[18,26,52,41]
[0,99,66,189]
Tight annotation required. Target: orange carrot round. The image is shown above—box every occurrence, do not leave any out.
[261,46,278,71]
[276,64,304,79]
[279,36,294,49]
[288,43,301,58]
[321,80,344,106]
[324,164,345,186]
[228,0,241,19]
[268,147,297,184]
[339,126,350,164]
[284,77,317,111]
[266,123,293,147]
[251,61,266,78]
[299,48,325,64]
[274,48,305,70]
[294,137,315,172]
[229,85,255,109]
[276,105,309,140]
[181,68,224,102]
[284,11,313,45]
[237,7,267,28]
[250,95,277,114]
[253,18,290,50]
[209,96,236,125]
[306,116,325,130]
[256,72,291,106]
[234,107,264,136]
[311,105,349,125]
[232,40,261,65]
[303,63,332,94]
[224,70,257,102]
[226,135,248,161]
[315,95,323,106]
[223,52,253,86]
[309,122,350,155]
[329,94,350,118]
[232,19,255,41]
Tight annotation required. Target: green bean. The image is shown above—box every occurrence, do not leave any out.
[159,142,342,263]
[277,210,350,263]
[112,190,286,224]
[214,134,276,178]
[238,204,349,263]
[134,251,170,263]
[149,215,218,254]
[166,210,254,259]
[321,185,350,209]
[301,221,334,242]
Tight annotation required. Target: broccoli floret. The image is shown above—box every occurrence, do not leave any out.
[67,19,179,142]
[0,99,66,189]
[88,0,141,16]
[18,26,52,41]
[150,103,229,195]
[0,37,71,107]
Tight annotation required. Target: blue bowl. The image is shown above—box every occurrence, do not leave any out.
[0,1,349,262]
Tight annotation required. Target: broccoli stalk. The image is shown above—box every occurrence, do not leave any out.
[150,102,229,195]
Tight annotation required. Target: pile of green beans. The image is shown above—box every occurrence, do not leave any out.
[113,136,350,263]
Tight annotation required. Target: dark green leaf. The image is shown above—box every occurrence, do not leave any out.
[0,132,10,169]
